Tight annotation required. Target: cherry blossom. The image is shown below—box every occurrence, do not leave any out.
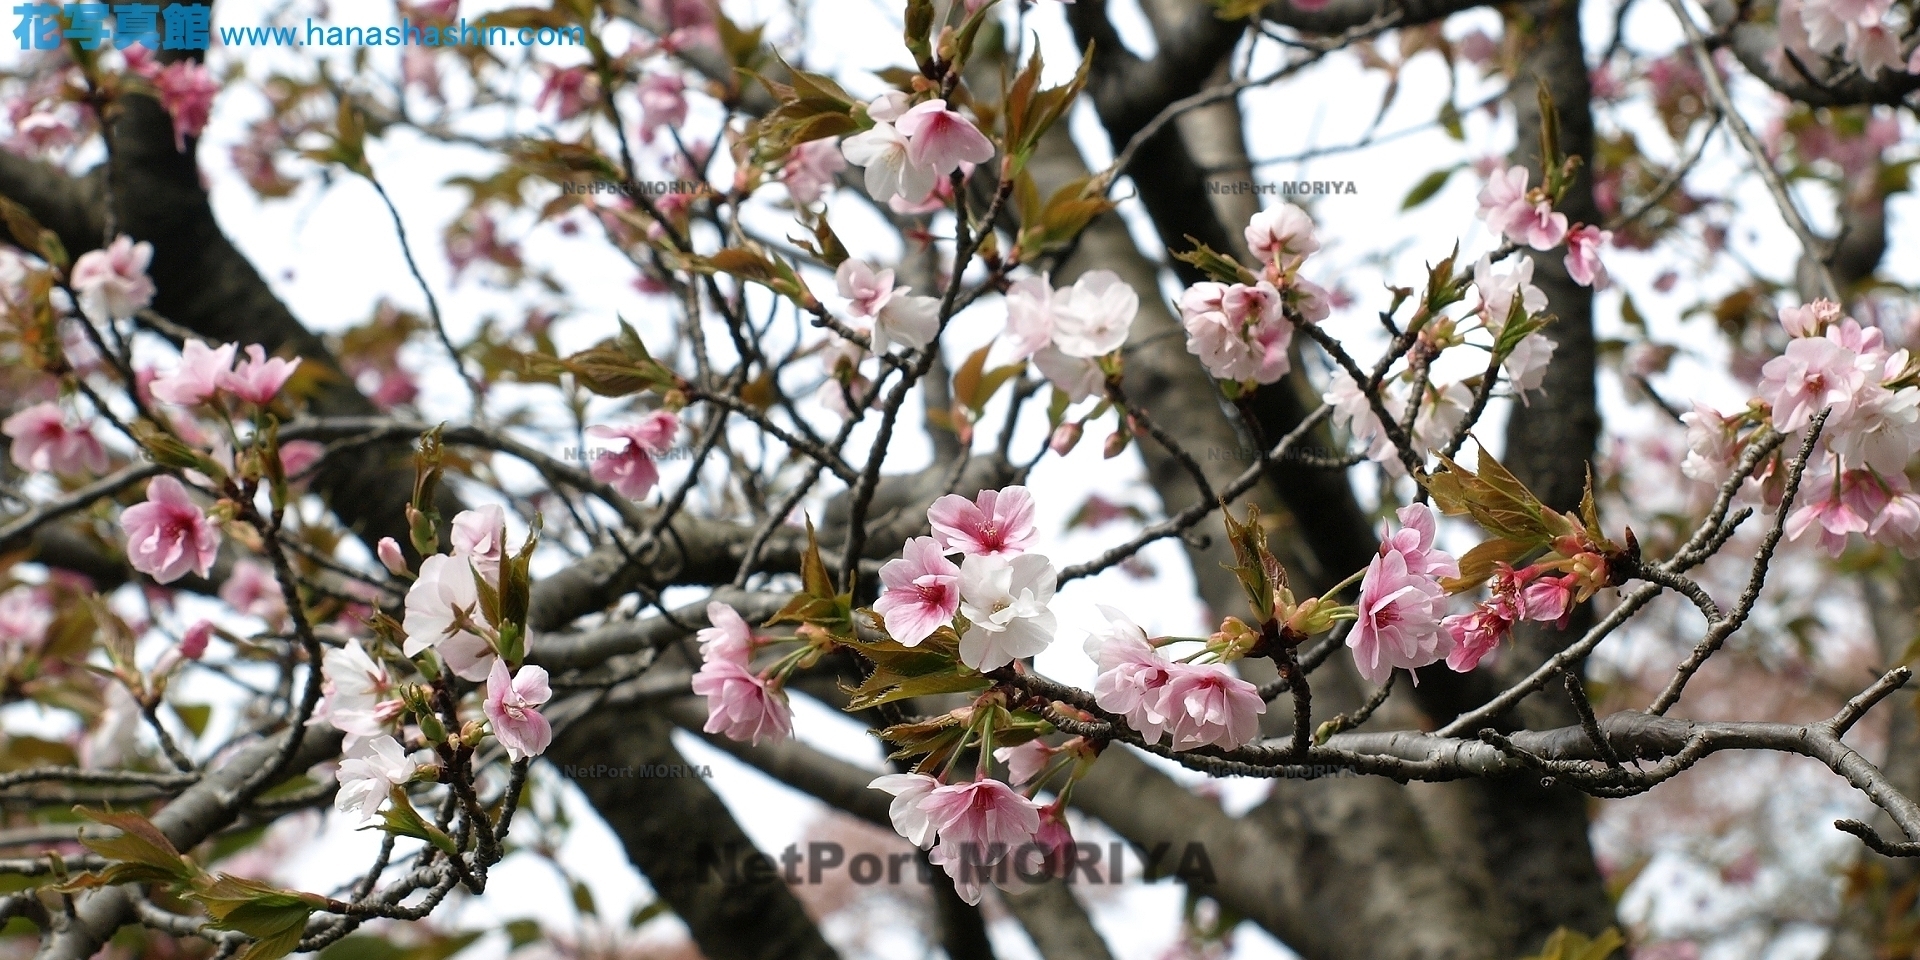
[1779,299,1843,338]
[318,639,401,743]
[2,402,107,475]
[873,536,962,646]
[1785,465,1880,556]
[690,659,793,744]
[1159,661,1266,751]
[334,735,418,823]
[1180,281,1291,384]
[219,559,287,623]
[841,121,936,204]
[123,476,220,584]
[485,659,553,761]
[636,72,687,142]
[696,601,756,666]
[1047,270,1137,358]
[585,410,680,499]
[993,740,1054,787]
[154,61,219,151]
[218,345,301,405]
[1476,165,1533,238]
[1244,203,1320,273]
[0,587,51,652]
[1086,606,1175,743]
[870,772,940,847]
[450,504,508,582]
[1473,254,1548,325]
[1001,275,1056,360]
[928,486,1038,558]
[873,293,941,354]
[534,64,599,121]
[895,99,995,177]
[956,553,1057,671]
[151,340,236,406]
[782,137,845,205]
[1757,335,1871,431]
[1564,224,1611,288]
[1442,603,1512,673]
[402,553,496,682]
[70,235,156,323]
[1348,520,1456,685]
[1033,347,1106,402]
[921,777,1043,901]
[835,260,898,318]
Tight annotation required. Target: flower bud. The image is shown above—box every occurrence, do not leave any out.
[1049,422,1082,455]
[1103,428,1130,459]
[179,620,213,660]
[377,537,410,577]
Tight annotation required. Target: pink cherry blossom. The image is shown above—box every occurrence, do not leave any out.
[920,777,1041,866]
[1244,203,1320,273]
[1379,503,1459,579]
[1349,547,1452,686]
[534,64,599,121]
[219,345,301,405]
[870,772,940,847]
[219,558,287,623]
[930,486,1038,558]
[1509,201,1570,250]
[992,740,1054,787]
[835,260,899,318]
[1442,604,1511,673]
[782,137,846,205]
[1779,299,1843,338]
[1159,661,1266,751]
[70,235,156,323]
[1001,275,1056,360]
[697,601,757,666]
[1757,336,1870,431]
[690,659,793,744]
[1181,281,1292,384]
[0,587,50,655]
[1048,270,1137,358]
[451,504,507,582]
[1084,605,1174,743]
[873,537,962,646]
[485,659,553,762]
[1564,224,1611,288]
[278,441,324,481]
[2,402,107,475]
[874,293,940,354]
[1473,255,1547,327]
[895,99,995,177]
[1520,573,1577,625]
[1476,165,1533,238]
[122,476,220,584]
[318,638,401,741]
[957,553,1057,671]
[1033,347,1105,402]
[585,410,680,499]
[151,340,237,406]
[1786,466,1879,556]
[636,72,687,142]
[402,553,496,682]
[841,122,937,204]
[154,61,219,151]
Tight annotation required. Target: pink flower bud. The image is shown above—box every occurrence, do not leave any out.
[377,537,409,576]
[1049,422,1082,455]
[1103,428,1130,459]
[180,620,214,660]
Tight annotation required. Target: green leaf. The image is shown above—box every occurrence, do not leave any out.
[57,808,199,892]
[1402,166,1461,210]
[172,703,212,737]
[1171,237,1257,286]
[570,879,597,917]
